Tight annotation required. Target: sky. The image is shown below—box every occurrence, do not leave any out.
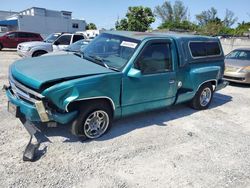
[1,0,250,29]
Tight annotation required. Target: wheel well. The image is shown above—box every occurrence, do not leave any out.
[67,98,114,116]
[32,50,47,57]
[210,80,217,90]
[197,80,217,92]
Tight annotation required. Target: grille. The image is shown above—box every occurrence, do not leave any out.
[9,74,44,104]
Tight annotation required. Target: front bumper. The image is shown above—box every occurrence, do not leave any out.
[224,71,250,84]
[5,87,78,124]
[17,49,32,58]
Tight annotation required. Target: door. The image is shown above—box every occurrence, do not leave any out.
[4,32,19,48]
[122,40,177,116]
[53,35,71,51]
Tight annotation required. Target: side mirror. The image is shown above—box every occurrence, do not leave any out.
[127,68,141,78]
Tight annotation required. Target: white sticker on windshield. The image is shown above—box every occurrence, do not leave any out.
[120,41,137,48]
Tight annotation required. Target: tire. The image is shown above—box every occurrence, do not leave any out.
[0,43,3,51]
[32,50,47,57]
[71,101,112,140]
[190,82,213,110]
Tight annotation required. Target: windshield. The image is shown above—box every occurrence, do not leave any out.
[66,39,89,52]
[83,33,140,70]
[44,33,60,43]
[226,50,250,60]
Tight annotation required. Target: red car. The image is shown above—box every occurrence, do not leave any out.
[0,31,43,50]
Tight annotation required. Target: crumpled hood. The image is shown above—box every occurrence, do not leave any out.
[19,41,51,48]
[11,54,114,90]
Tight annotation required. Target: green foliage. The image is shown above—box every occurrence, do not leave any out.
[115,6,155,32]
[234,22,250,35]
[195,7,238,36]
[155,0,187,23]
[86,23,97,30]
[197,21,234,36]
[155,0,196,31]
[115,19,128,31]
[196,7,218,26]
[158,20,197,31]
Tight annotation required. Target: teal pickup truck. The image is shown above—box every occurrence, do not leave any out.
[6,31,228,141]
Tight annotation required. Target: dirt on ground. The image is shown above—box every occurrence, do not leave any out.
[0,49,250,188]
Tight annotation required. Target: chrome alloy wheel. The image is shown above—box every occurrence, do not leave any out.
[200,87,212,107]
[83,110,109,138]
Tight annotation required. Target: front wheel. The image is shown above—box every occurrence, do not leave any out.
[0,43,3,51]
[71,101,112,140]
[190,83,213,110]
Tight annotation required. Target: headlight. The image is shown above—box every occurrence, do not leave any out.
[22,46,31,51]
[240,66,250,73]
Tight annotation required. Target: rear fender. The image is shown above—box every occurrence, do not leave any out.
[190,66,221,91]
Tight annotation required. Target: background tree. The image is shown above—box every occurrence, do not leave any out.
[234,22,250,35]
[86,23,97,30]
[223,9,238,27]
[115,18,128,31]
[116,6,155,31]
[196,7,238,35]
[155,0,195,31]
[196,7,218,26]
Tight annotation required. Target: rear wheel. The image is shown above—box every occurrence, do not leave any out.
[190,83,213,110]
[32,50,47,57]
[0,43,3,51]
[71,101,112,140]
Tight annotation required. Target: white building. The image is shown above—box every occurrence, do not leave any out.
[0,7,86,36]
[0,10,18,32]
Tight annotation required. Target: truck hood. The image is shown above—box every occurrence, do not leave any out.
[11,54,114,90]
[19,41,51,48]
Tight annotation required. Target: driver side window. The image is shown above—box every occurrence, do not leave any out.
[7,32,18,39]
[135,42,172,74]
[55,35,71,45]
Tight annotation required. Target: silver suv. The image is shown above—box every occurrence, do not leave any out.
[17,33,85,57]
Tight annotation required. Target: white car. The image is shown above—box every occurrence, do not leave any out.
[17,33,85,57]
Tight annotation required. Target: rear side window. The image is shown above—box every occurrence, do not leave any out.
[73,35,84,43]
[189,42,221,58]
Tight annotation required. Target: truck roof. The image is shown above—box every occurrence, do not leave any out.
[105,31,218,41]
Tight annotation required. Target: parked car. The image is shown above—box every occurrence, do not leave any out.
[5,31,228,160]
[224,48,250,84]
[43,39,90,56]
[0,31,43,50]
[64,39,89,52]
[17,33,85,57]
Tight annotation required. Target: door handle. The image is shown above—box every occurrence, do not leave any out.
[169,80,175,84]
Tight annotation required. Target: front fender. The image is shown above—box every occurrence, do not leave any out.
[30,45,52,54]
[42,73,122,111]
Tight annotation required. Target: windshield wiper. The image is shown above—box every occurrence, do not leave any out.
[80,54,119,71]
[88,55,110,69]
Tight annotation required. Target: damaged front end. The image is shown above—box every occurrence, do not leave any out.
[4,74,78,161]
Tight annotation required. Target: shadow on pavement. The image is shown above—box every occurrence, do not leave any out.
[26,92,232,160]
[228,82,250,88]
[39,92,232,143]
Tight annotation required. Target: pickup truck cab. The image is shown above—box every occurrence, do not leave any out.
[17,33,85,57]
[6,31,227,140]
